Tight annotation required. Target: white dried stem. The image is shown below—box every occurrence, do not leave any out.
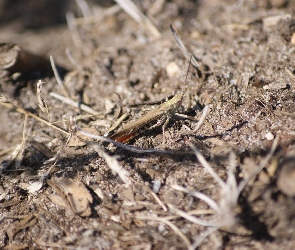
[168,204,218,227]
[88,141,131,185]
[75,0,92,17]
[237,136,279,194]
[65,48,83,70]
[149,190,167,211]
[50,56,71,98]
[136,215,191,248]
[183,105,210,135]
[172,184,220,213]
[189,227,218,250]
[50,92,100,116]
[190,144,227,189]
[115,0,160,38]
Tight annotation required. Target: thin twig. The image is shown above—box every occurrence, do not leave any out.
[41,133,73,181]
[0,101,69,135]
[190,143,227,189]
[135,215,191,248]
[105,112,129,137]
[115,0,161,38]
[161,209,215,221]
[65,48,83,70]
[149,190,167,211]
[75,0,92,17]
[172,184,220,213]
[50,92,100,116]
[74,5,121,25]
[88,141,131,185]
[50,56,71,98]
[66,11,84,49]
[73,118,194,155]
[189,227,218,250]
[168,204,218,227]
[237,136,279,194]
[285,66,295,82]
[182,105,210,135]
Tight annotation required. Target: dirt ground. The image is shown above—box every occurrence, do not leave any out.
[1,0,295,249]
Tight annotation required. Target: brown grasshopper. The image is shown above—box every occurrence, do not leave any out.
[108,93,183,143]
[107,55,193,144]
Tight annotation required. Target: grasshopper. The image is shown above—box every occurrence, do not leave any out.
[108,93,183,143]
[108,55,193,144]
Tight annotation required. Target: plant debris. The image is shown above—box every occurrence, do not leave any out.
[1,0,295,249]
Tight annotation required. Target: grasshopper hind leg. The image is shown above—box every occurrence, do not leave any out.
[161,117,170,147]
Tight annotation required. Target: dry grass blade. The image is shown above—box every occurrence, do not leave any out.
[189,227,218,250]
[149,190,167,211]
[36,80,49,117]
[105,112,129,137]
[169,24,200,68]
[88,141,131,185]
[190,143,226,189]
[75,0,92,17]
[182,105,210,135]
[50,92,100,116]
[162,209,215,221]
[115,0,160,38]
[172,185,220,213]
[135,215,191,248]
[65,48,83,70]
[66,11,84,49]
[0,94,69,135]
[74,5,121,25]
[237,136,279,194]
[50,55,71,98]
[168,204,218,227]
[44,133,72,166]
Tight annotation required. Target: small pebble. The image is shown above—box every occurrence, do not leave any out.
[153,179,161,193]
[265,132,274,140]
[166,62,180,78]
[153,165,160,171]
[158,223,166,232]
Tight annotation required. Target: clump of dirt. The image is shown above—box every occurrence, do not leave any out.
[1,0,295,249]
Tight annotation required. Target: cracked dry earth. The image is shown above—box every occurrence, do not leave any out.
[1,0,295,249]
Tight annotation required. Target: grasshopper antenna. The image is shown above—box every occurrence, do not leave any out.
[181,54,193,95]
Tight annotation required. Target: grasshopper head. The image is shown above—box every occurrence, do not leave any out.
[167,93,183,111]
